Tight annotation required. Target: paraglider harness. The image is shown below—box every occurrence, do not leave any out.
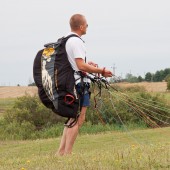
[33,34,93,128]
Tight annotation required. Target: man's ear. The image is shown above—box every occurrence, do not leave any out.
[80,25,83,31]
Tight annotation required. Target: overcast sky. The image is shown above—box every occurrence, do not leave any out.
[0,0,170,85]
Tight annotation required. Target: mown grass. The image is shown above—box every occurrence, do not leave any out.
[0,127,169,170]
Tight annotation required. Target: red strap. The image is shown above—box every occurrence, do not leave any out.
[82,71,87,76]
[64,94,75,105]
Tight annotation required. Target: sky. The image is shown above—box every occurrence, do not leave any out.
[0,0,170,86]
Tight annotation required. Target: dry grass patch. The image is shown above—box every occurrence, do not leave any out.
[116,82,167,92]
[0,86,38,98]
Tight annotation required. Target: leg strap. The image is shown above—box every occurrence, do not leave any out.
[64,114,80,128]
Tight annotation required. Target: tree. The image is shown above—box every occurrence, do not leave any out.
[28,82,36,86]
[125,73,138,83]
[145,72,152,82]
[137,76,143,82]
[154,71,162,82]
[160,70,164,81]
[153,69,170,82]
[163,68,170,77]
[28,78,36,86]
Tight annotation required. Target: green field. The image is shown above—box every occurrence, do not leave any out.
[0,127,169,170]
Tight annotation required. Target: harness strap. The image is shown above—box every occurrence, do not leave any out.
[64,94,75,105]
[64,114,80,128]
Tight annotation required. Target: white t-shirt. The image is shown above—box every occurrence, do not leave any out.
[65,32,90,84]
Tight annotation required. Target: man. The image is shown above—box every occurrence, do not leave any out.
[57,14,113,156]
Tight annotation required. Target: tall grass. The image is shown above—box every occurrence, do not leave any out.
[0,120,147,140]
[0,98,15,115]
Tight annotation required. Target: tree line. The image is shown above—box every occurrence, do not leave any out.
[123,68,170,83]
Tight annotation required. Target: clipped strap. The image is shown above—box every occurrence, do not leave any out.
[64,94,75,105]
[64,114,80,128]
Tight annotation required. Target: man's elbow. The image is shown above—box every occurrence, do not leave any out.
[77,65,86,72]
[76,62,87,71]
[75,59,86,71]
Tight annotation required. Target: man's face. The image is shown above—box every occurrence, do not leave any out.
[80,18,88,35]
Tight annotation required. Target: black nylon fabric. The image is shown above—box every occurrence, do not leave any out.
[33,49,53,109]
[33,34,81,118]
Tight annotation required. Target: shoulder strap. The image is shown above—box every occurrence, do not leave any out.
[64,34,86,63]
[63,34,84,43]
[44,34,84,48]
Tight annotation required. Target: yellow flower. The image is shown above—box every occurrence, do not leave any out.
[21,168,26,170]
[27,160,30,163]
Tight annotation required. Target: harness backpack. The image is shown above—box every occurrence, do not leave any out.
[33,34,82,119]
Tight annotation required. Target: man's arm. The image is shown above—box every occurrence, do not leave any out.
[75,58,113,77]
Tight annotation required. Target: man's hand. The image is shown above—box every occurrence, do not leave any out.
[102,68,113,77]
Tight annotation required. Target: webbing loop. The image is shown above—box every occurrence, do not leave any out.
[64,94,75,105]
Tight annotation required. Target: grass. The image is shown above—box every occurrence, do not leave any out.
[0,121,147,140]
[0,98,15,115]
[152,92,170,105]
[0,90,169,169]
[164,92,170,101]
[0,127,169,170]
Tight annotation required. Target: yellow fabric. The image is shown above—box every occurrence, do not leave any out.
[42,48,55,57]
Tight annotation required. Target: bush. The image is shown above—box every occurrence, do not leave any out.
[167,79,170,90]
[3,95,64,130]
[1,88,169,140]
[86,86,170,127]
[0,95,67,140]
[0,118,36,140]
[165,74,170,82]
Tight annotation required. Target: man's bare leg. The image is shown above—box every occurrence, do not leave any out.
[56,127,68,156]
[64,122,79,155]
[64,107,87,155]
[78,107,87,127]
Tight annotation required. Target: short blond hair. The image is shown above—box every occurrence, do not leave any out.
[69,14,85,31]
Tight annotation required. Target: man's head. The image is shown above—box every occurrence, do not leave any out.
[69,14,88,36]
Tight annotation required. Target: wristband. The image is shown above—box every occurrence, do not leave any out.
[102,67,106,76]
